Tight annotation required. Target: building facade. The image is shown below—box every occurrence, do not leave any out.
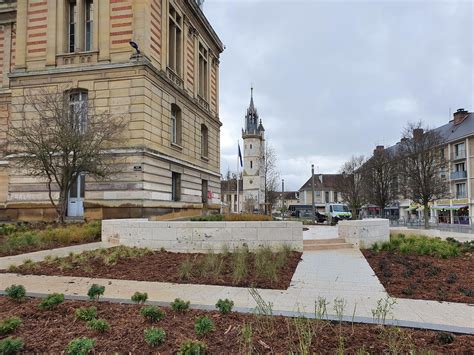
[0,0,224,221]
[298,174,344,211]
[369,109,474,225]
[241,88,265,211]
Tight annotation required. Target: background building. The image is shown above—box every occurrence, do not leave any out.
[0,0,223,221]
[367,108,473,225]
[242,88,265,212]
[298,174,343,211]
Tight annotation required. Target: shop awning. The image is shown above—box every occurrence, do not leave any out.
[432,205,468,211]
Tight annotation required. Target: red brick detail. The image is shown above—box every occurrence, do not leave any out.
[112,39,131,45]
[28,48,47,54]
[111,30,133,36]
[28,9,48,16]
[28,24,48,31]
[112,22,132,28]
[28,32,46,38]
[29,1,47,7]
[110,14,133,20]
[112,5,132,11]
[29,17,47,23]
[27,40,47,46]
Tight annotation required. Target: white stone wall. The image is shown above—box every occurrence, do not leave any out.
[102,219,303,252]
[338,219,390,248]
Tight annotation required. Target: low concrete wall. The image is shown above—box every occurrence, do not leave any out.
[102,219,303,252]
[338,219,390,248]
[390,227,473,242]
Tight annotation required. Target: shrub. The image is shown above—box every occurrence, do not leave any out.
[0,317,22,335]
[144,327,166,347]
[216,299,234,314]
[39,293,65,310]
[0,337,24,354]
[75,307,97,321]
[446,273,458,284]
[66,337,96,355]
[437,332,455,345]
[87,284,105,301]
[171,298,190,312]
[87,319,110,333]
[140,306,166,322]
[380,234,460,258]
[232,247,249,284]
[194,316,215,336]
[131,292,148,305]
[179,258,193,280]
[178,340,208,355]
[5,285,26,302]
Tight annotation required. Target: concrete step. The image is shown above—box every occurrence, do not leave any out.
[304,242,354,251]
[303,238,346,245]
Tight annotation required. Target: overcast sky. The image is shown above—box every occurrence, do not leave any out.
[203,0,473,191]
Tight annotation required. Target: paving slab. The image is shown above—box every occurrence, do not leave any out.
[0,242,115,270]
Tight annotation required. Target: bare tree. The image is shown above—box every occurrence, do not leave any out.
[398,122,448,229]
[8,87,125,223]
[335,155,367,219]
[262,141,280,212]
[363,146,398,216]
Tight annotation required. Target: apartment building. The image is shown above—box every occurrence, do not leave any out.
[0,0,224,221]
[372,109,473,225]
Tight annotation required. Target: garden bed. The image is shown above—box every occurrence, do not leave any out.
[363,234,474,303]
[1,296,473,353]
[5,246,302,290]
[0,222,101,257]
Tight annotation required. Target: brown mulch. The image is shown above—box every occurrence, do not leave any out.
[363,250,474,303]
[1,297,473,353]
[4,249,303,290]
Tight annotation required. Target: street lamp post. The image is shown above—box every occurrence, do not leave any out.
[311,164,315,224]
[281,179,285,219]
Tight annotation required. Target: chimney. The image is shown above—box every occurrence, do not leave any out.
[453,108,468,125]
[374,145,384,155]
[413,128,424,142]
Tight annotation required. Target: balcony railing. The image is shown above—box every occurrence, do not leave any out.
[451,150,466,160]
[450,170,467,180]
[455,193,467,199]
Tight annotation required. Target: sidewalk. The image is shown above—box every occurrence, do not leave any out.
[1,246,472,334]
[0,242,115,269]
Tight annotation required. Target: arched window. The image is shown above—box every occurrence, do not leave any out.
[171,103,182,145]
[201,124,208,157]
[68,89,88,134]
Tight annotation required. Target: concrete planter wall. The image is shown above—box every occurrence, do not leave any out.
[338,219,389,248]
[390,227,473,242]
[102,219,303,252]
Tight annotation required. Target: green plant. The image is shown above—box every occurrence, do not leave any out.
[144,327,166,347]
[179,258,193,280]
[131,292,148,305]
[333,297,346,324]
[75,306,97,321]
[87,319,110,333]
[0,337,24,355]
[171,298,190,312]
[39,293,65,310]
[178,340,208,354]
[87,284,105,301]
[249,287,274,335]
[216,298,234,314]
[436,332,455,345]
[0,317,22,335]
[140,306,166,322]
[314,296,329,320]
[5,285,26,302]
[371,297,397,325]
[293,316,313,355]
[239,322,253,354]
[194,316,215,336]
[66,337,96,355]
[255,246,278,284]
[231,246,249,284]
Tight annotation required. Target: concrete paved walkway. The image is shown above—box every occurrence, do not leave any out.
[1,245,472,334]
[0,242,115,269]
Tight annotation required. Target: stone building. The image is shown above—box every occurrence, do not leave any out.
[0,0,224,221]
[241,88,265,211]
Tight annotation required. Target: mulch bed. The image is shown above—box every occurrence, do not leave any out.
[1,297,472,353]
[363,250,474,303]
[4,249,303,290]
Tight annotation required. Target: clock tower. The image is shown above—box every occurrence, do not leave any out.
[242,87,265,211]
